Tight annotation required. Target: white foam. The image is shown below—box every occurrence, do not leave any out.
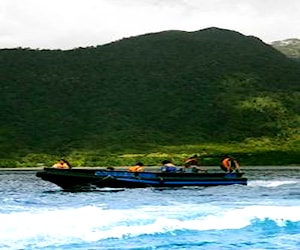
[0,203,299,249]
[248,180,299,187]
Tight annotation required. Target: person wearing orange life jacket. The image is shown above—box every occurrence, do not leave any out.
[220,155,240,173]
[52,159,71,169]
[128,162,145,172]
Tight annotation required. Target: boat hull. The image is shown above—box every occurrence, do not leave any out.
[36,168,248,190]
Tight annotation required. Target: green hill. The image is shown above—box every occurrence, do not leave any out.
[0,27,299,167]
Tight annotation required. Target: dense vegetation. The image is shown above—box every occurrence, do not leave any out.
[0,27,299,167]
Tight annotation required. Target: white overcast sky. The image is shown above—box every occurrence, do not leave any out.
[1,0,299,50]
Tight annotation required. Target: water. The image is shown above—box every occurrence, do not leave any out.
[0,167,300,250]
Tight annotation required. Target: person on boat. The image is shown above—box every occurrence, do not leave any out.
[128,162,145,172]
[161,160,177,172]
[183,154,206,173]
[220,155,240,173]
[52,159,71,169]
[184,154,199,167]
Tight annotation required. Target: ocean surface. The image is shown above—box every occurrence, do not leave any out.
[0,167,300,250]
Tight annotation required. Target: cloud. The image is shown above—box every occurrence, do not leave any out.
[0,0,299,49]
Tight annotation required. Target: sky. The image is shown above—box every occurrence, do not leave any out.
[1,0,300,50]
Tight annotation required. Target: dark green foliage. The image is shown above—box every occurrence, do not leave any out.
[0,27,299,166]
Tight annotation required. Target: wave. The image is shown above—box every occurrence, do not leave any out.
[248,180,300,187]
[0,204,299,249]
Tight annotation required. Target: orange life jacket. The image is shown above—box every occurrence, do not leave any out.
[128,165,144,172]
[221,158,231,172]
[52,162,69,169]
[221,158,240,172]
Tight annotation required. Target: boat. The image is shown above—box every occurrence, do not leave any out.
[36,167,247,190]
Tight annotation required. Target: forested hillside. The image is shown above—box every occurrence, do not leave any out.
[0,27,299,166]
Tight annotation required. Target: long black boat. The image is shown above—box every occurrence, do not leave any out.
[36,167,248,190]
